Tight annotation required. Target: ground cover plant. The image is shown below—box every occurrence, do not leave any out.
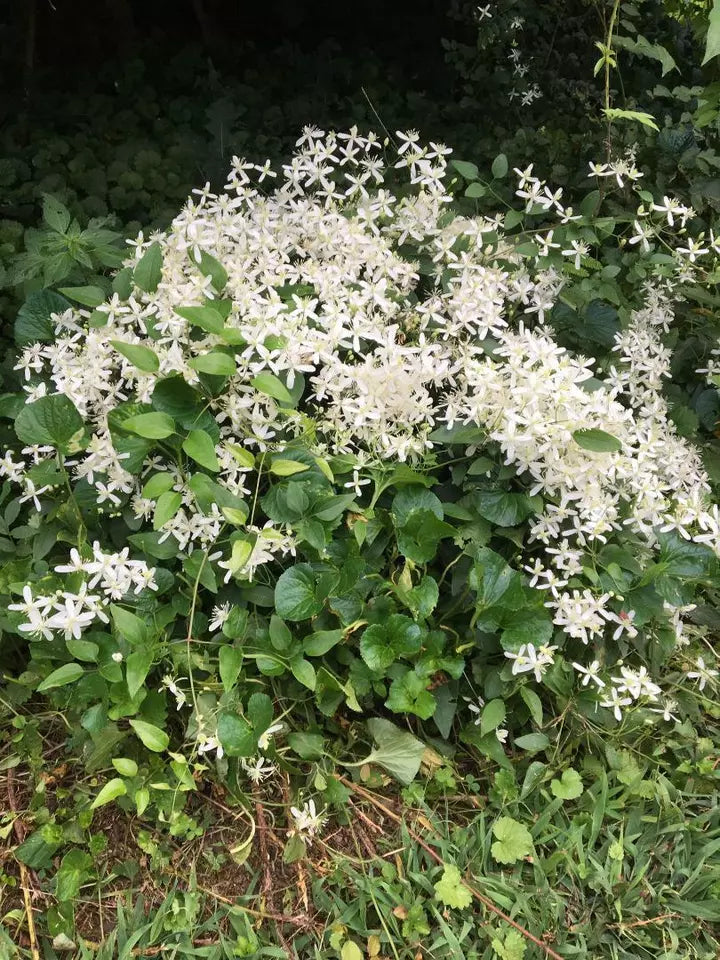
[2,2,720,958]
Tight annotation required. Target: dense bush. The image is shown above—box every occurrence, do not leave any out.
[3,3,720,957]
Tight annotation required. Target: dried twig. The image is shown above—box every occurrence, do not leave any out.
[8,767,40,960]
[338,776,564,960]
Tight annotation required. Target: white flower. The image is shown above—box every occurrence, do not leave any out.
[495,728,509,743]
[241,756,277,783]
[600,687,633,721]
[112,652,124,663]
[685,656,719,692]
[289,798,327,840]
[208,602,230,632]
[257,722,285,752]
[572,660,605,689]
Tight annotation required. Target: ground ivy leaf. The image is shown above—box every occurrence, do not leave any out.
[385,672,436,719]
[274,563,323,621]
[361,717,426,784]
[434,863,472,909]
[550,767,584,800]
[491,816,533,864]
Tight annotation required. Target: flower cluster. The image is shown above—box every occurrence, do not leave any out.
[4,127,720,729]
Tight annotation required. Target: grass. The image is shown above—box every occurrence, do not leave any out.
[2,697,719,959]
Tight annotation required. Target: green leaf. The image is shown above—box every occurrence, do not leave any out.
[219,646,243,693]
[270,459,310,477]
[42,193,71,233]
[197,250,228,291]
[175,304,225,334]
[15,394,85,454]
[470,548,518,609]
[134,241,163,293]
[386,672,436,720]
[572,428,622,453]
[465,182,487,198]
[251,371,294,406]
[491,928,527,960]
[474,490,534,526]
[520,686,543,727]
[341,942,364,960]
[125,649,154,698]
[603,108,659,131]
[143,472,175,499]
[550,767,584,800]
[129,719,169,753]
[110,340,159,373]
[290,656,316,690]
[362,717,426,785]
[91,777,127,809]
[112,757,138,777]
[275,564,323,621]
[217,711,256,757]
[452,159,479,180]
[704,0,720,65]
[491,816,533,864]
[123,412,175,439]
[15,290,70,345]
[182,429,220,471]
[246,693,274,735]
[58,285,106,307]
[287,732,324,760]
[55,848,93,901]
[514,732,550,752]
[153,490,182,530]
[110,605,148,646]
[36,662,84,692]
[491,153,508,179]
[434,863,472,910]
[188,352,236,377]
[480,699,506,738]
[360,616,422,672]
[304,629,343,656]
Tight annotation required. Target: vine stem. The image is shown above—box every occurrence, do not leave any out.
[337,776,565,960]
[604,0,622,150]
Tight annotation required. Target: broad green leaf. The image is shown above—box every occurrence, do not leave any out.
[287,731,324,759]
[551,767,584,800]
[275,564,323,621]
[473,490,534,526]
[153,490,182,530]
[465,182,487,198]
[142,472,175,498]
[386,672,436,720]
[303,629,343,656]
[270,459,310,477]
[55,848,93,901]
[247,692,274,735]
[134,241,163,293]
[15,290,70,346]
[125,649,154,698]
[290,656,316,690]
[110,340,159,373]
[59,285,106,307]
[217,711,256,757]
[112,757,138,777]
[197,250,228,291]
[129,719,169,752]
[183,429,220,471]
[219,646,243,693]
[110,605,148,646]
[36,662,84,691]
[251,371,294,406]
[434,863,472,909]
[491,153,508,178]
[42,194,71,233]
[15,394,85,454]
[573,428,622,453]
[452,159,479,180]
[491,816,533,864]
[480,699,506,738]
[123,412,175,439]
[704,0,720,65]
[362,717,426,784]
[175,304,225,334]
[341,942,364,960]
[188,352,236,376]
[91,777,127,809]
